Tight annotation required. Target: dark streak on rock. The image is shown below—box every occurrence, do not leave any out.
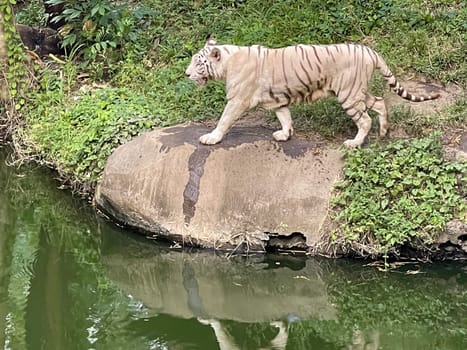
[183,146,211,224]
[159,125,324,224]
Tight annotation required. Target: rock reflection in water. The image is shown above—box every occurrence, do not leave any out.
[102,234,337,349]
[101,228,467,350]
[102,237,336,324]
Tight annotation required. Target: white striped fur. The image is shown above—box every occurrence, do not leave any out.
[185,39,440,147]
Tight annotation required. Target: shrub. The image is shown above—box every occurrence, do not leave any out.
[332,132,466,257]
[45,0,157,62]
[15,0,48,27]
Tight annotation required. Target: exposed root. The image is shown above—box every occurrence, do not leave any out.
[311,232,386,259]
[224,231,268,257]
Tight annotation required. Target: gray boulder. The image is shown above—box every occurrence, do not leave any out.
[95,125,343,252]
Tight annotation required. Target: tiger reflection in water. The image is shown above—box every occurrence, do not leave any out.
[183,261,289,349]
[199,319,288,350]
[183,261,379,349]
[198,319,381,350]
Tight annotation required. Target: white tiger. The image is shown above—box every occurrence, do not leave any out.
[185,38,440,148]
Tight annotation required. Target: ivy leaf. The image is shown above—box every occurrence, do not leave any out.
[385,179,395,188]
[381,199,389,210]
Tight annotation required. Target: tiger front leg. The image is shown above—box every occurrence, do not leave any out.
[272,107,294,141]
[199,100,247,145]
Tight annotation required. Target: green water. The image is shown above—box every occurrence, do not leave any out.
[0,146,466,350]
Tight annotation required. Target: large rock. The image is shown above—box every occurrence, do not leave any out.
[95,125,344,252]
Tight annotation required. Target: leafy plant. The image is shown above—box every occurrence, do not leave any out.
[15,0,48,27]
[46,0,157,62]
[0,0,28,111]
[332,132,466,257]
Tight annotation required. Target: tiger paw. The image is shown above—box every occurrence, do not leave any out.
[199,130,224,145]
[273,130,291,142]
[343,139,362,148]
[379,126,389,137]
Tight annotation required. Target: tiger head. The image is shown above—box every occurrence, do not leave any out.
[185,38,222,86]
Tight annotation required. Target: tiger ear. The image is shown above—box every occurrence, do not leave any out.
[206,35,216,46]
[210,47,221,61]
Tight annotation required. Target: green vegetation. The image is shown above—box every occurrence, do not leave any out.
[332,133,466,257]
[14,0,48,27]
[47,0,157,61]
[390,97,467,136]
[0,0,28,112]
[26,86,158,187]
[7,0,465,191]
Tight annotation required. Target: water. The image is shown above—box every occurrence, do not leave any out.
[0,146,466,350]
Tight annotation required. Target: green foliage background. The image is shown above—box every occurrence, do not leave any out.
[14,0,466,188]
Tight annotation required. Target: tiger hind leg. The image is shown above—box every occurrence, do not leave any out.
[366,95,388,137]
[342,101,372,148]
[273,106,294,141]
